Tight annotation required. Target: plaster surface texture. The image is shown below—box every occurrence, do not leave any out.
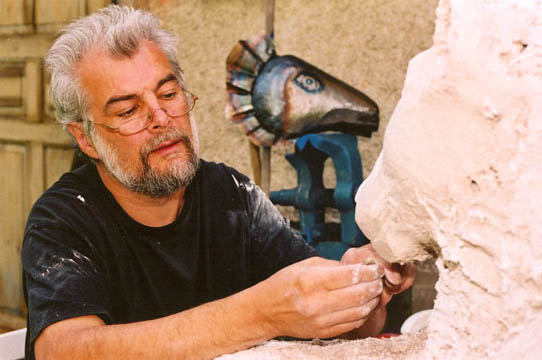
[355,0,542,358]
[217,333,426,360]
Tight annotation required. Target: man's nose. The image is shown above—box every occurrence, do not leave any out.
[147,107,171,131]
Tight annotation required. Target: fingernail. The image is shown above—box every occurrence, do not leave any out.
[384,268,401,285]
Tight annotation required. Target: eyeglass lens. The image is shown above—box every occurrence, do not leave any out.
[118,90,196,135]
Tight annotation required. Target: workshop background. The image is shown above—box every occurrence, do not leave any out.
[0,0,438,333]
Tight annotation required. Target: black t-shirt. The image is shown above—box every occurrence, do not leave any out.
[22,160,317,358]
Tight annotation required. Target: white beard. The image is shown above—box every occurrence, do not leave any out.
[89,119,200,198]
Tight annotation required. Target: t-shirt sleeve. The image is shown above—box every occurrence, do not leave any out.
[22,223,112,356]
[231,173,318,284]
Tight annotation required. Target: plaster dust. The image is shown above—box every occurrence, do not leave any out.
[217,333,427,360]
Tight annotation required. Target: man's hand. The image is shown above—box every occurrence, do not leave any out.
[254,256,386,340]
[334,243,416,339]
[341,244,416,307]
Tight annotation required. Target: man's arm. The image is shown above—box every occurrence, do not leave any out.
[35,256,385,360]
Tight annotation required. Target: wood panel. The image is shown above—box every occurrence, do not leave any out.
[87,0,112,13]
[43,72,56,122]
[0,119,71,145]
[0,34,57,60]
[118,0,153,9]
[45,146,74,188]
[0,0,33,26]
[0,60,43,120]
[35,0,87,32]
[0,63,25,118]
[0,144,27,318]
[0,312,26,330]
[0,78,22,105]
[25,60,43,122]
[27,141,45,211]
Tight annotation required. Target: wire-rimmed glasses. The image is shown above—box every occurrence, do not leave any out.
[93,89,198,135]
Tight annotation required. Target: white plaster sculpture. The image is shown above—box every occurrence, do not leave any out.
[355,0,542,358]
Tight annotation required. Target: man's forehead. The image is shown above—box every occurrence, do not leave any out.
[76,41,175,105]
[78,41,171,75]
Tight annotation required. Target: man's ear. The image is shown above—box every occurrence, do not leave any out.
[66,122,100,160]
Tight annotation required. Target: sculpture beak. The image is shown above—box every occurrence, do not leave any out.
[252,55,379,139]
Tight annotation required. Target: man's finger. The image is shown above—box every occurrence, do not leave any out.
[384,264,403,286]
[317,296,381,331]
[383,263,417,295]
[317,263,384,291]
[329,279,383,311]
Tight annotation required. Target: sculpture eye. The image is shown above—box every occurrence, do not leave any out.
[294,72,324,93]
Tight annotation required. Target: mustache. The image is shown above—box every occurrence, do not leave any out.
[139,128,193,161]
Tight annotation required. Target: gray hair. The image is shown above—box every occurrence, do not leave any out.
[44,5,184,133]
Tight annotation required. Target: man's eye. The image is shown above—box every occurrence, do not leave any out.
[118,106,138,118]
[162,92,177,100]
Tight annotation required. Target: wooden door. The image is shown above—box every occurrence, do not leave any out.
[0,0,114,331]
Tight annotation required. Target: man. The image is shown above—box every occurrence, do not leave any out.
[22,5,415,360]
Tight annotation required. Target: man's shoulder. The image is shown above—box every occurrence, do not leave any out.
[195,159,264,210]
[38,163,99,200]
[198,159,252,187]
[26,163,103,228]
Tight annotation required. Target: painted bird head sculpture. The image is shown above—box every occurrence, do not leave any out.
[226,35,379,146]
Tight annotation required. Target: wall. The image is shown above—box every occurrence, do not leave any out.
[150,0,439,200]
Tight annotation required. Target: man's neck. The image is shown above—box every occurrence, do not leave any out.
[96,164,186,227]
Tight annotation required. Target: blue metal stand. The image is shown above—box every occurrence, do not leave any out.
[270,133,368,260]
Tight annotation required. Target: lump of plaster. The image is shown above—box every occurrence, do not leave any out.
[355,0,542,358]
